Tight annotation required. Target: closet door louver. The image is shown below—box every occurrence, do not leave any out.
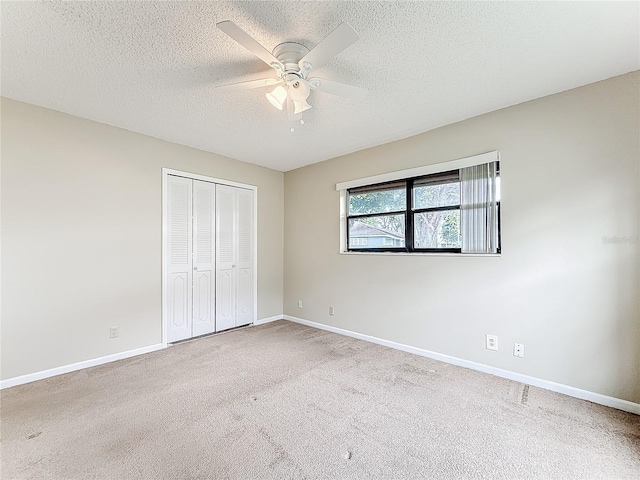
[167,175,193,343]
[192,180,215,337]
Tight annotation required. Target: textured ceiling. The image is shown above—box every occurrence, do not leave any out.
[2,1,639,171]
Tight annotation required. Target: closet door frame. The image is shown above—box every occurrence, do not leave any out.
[161,168,258,347]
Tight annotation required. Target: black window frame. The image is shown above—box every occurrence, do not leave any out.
[347,180,408,253]
[346,165,501,254]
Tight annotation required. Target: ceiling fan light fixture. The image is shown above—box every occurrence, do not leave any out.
[288,78,311,102]
[293,99,312,115]
[266,86,287,110]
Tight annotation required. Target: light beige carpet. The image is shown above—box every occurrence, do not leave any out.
[2,320,639,479]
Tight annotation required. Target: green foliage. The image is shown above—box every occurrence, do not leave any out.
[441,211,461,247]
[349,189,405,215]
[413,182,460,248]
[349,188,405,233]
[414,182,459,210]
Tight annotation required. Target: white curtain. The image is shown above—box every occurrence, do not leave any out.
[460,162,499,253]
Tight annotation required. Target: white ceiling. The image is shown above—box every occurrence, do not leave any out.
[2,2,638,172]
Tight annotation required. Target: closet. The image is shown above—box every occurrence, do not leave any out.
[165,174,254,343]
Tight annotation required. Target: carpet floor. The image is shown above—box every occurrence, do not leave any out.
[1,320,639,479]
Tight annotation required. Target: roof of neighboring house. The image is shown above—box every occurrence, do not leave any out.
[350,221,404,239]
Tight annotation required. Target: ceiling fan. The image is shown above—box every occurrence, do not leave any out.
[216,21,367,117]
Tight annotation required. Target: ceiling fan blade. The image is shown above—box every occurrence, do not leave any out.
[309,78,367,102]
[298,23,359,71]
[217,21,283,70]
[216,78,282,92]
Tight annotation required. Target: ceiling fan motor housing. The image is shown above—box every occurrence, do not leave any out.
[272,42,310,80]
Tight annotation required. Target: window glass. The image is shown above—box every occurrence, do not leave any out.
[413,181,460,210]
[348,216,405,249]
[414,210,461,249]
[348,184,406,215]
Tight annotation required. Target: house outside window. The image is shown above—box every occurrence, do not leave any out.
[349,222,404,249]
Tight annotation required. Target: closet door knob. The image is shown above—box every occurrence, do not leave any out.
[232,265,236,268]
[193,267,198,271]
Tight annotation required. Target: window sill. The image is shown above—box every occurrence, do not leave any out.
[339,251,501,257]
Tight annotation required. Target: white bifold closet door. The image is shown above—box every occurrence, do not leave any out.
[167,175,254,342]
[167,176,216,343]
[216,185,254,331]
[167,176,193,343]
[191,180,216,337]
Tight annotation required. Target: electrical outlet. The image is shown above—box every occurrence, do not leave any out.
[110,326,119,339]
[514,343,525,358]
[486,334,498,351]
[298,300,303,309]
[329,306,335,316]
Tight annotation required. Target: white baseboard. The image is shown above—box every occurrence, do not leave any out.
[0,343,165,390]
[283,315,640,416]
[254,314,283,325]
[1,317,285,389]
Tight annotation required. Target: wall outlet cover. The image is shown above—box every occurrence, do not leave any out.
[486,334,498,351]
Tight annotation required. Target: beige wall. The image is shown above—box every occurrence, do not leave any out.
[1,98,284,380]
[284,72,640,403]
[3,72,639,404]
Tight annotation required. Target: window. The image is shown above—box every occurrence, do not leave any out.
[412,171,461,251]
[350,237,369,247]
[344,161,501,254]
[347,182,406,250]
